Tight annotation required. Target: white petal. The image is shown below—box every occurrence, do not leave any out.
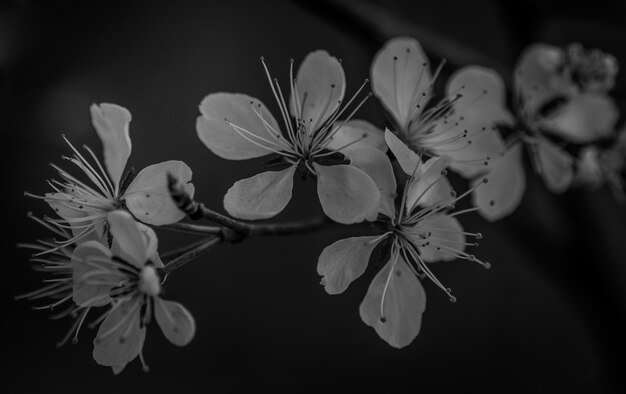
[371,37,432,129]
[314,163,380,224]
[197,93,283,160]
[536,138,574,193]
[317,236,384,295]
[344,147,396,220]
[514,44,572,116]
[539,93,618,143]
[224,166,296,220]
[473,143,525,221]
[406,156,454,210]
[71,241,114,307]
[93,298,145,367]
[155,299,196,347]
[385,129,421,175]
[90,103,132,190]
[326,120,387,152]
[124,160,194,226]
[290,50,345,130]
[410,214,465,263]
[107,210,149,267]
[359,254,426,348]
[430,66,510,178]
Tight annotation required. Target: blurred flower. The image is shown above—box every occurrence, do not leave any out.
[197,51,387,224]
[371,37,511,179]
[469,43,619,220]
[72,211,195,373]
[576,127,626,201]
[26,104,194,252]
[317,134,487,348]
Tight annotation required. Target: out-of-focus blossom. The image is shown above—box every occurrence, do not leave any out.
[468,43,619,220]
[371,37,511,179]
[26,104,194,253]
[197,51,387,224]
[72,211,195,373]
[317,132,488,348]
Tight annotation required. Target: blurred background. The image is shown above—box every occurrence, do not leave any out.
[2,0,626,392]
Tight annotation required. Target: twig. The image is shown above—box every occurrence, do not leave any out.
[162,236,221,274]
[161,222,222,235]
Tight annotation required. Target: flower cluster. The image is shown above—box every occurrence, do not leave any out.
[19,36,623,373]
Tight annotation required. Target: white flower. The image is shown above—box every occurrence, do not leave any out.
[317,134,488,348]
[196,51,386,224]
[371,37,511,179]
[26,104,194,252]
[72,211,195,373]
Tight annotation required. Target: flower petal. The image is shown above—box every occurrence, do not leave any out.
[317,235,384,295]
[405,156,454,210]
[224,166,296,220]
[359,254,426,348]
[90,103,132,190]
[71,240,114,307]
[154,298,196,347]
[290,50,345,130]
[473,143,525,221]
[385,129,421,175]
[326,120,387,152]
[107,210,148,267]
[536,138,574,193]
[514,44,572,116]
[314,163,380,224]
[430,66,510,178]
[371,37,432,130]
[343,147,396,220]
[124,160,194,226]
[93,297,145,367]
[197,93,283,160]
[411,214,465,262]
[539,93,618,143]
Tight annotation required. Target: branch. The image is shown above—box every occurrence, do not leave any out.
[162,236,221,275]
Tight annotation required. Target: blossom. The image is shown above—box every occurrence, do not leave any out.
[468,43,619,220]
[196,51,386,224]
[371,37,511,179]
[72,210,195,373]
[26,104,194,252]
[317,132,488,348]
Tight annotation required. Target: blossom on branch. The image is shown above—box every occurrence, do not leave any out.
[26,104,194,252]
[196,51,387,224]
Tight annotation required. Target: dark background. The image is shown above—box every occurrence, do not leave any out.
[2,0,626,392]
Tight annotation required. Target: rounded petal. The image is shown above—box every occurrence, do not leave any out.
[154,299,196,347]
[536,138,574,193]
[317,235,384,295]
[124,160,194,226]
[410,214,465,262]
[197,93,282,160]
[107,210,149,267]
[326,120,387,152]
[430,66,510,178]
[473,143,525,221]
[371,37,432,129]
[406,156,454,210]
[344,147,396,220]
[290,50,345,130]
[359,254,426,348]
[385,129,421,175]
[72,240,114,307]
[93,298,145,367]
[539,93,618,143]
[224,166,296,220]
[514,44,572,116]
[90,103,132,189]
[314,163,380,224]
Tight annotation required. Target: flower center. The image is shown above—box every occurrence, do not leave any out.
[139,266,161,297]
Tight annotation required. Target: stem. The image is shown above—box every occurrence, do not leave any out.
[162,236,221,274]
[161,222,222,235]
